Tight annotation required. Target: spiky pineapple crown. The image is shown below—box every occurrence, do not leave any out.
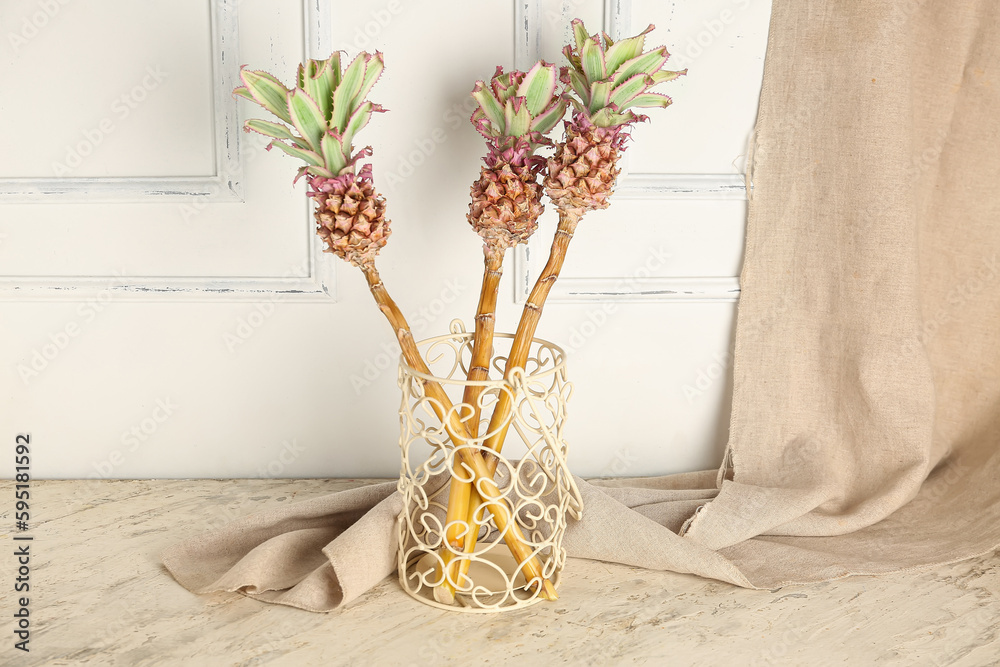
[561,19,685,130]
[470,62,568,170]
[234,51,386,183]
[467,63,567,248]
[541,20,686,218]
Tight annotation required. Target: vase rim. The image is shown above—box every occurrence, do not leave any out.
[399,328,568,387]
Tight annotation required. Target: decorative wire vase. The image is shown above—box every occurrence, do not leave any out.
[395,320,583,612]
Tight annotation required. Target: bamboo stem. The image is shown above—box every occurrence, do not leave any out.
[481,210,580,467]
[360,262,556,601]
[464,245,505,428]
[453,210,580,571]
[437,244,505,599]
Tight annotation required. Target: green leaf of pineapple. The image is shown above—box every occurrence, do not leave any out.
[504,99,532,136]
[571,19,590,52]
[609,73,650,108]
[320,133,348,174]
[233,86,255,103]
[352,53,384,111]
[604,25,654,75]
[288,89,327,151]
[651,69,687,85]
[472,86,506,132]
[581,38,607,83]
[517,62,557,116]
[268,140,325,168]
[324,53,341,100]
[239,70,292,124]
[613,47,668,87]
[341,101,374,150]
[621,92,672,110]
[567,68,591,106]
[306,165,335,178]
[332,53,367,132]
[562,44,585,77]
[304,61,334,122]
[530,98,567,135]
[590,107,629,127]
[245,119,299,143]
[588,81,612,114]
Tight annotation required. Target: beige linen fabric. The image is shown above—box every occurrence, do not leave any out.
[163,0,1000,610]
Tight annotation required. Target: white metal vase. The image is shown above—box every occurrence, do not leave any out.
[395,321,583,612]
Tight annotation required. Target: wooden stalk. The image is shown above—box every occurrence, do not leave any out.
[360,262,557,601]
[455,210,581,565]
[436,243,506,601]
[482,210,580,466]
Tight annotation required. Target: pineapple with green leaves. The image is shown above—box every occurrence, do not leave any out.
[235,51,559,603]
[234,51,389,266]
[467,63,567,249]
[478,20,685,496]
[545,20,686,217]
[434,62,568,605]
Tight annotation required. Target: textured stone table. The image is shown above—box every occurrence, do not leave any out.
[0,479,997,666]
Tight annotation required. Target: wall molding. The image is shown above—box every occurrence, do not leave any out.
[512,243,740,303]
[0,0,243,204]
[512,0,745,304]
[549,276,739,303]
[0,0,335,302]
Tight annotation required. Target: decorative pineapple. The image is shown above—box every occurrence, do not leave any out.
[479,20,684,469]
[234,52,390,266]
[234,52,558,602]
[435,62,567,605]
[545,20,686,216]
[467,63,567,249]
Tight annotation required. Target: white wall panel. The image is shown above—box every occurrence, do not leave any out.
[0,1,331,298]
[0,0,769,480]
[626,0,772,176]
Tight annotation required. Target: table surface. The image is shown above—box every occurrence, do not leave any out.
[1,478,998,666]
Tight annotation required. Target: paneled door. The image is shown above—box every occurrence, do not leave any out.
[0,0,769,479]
